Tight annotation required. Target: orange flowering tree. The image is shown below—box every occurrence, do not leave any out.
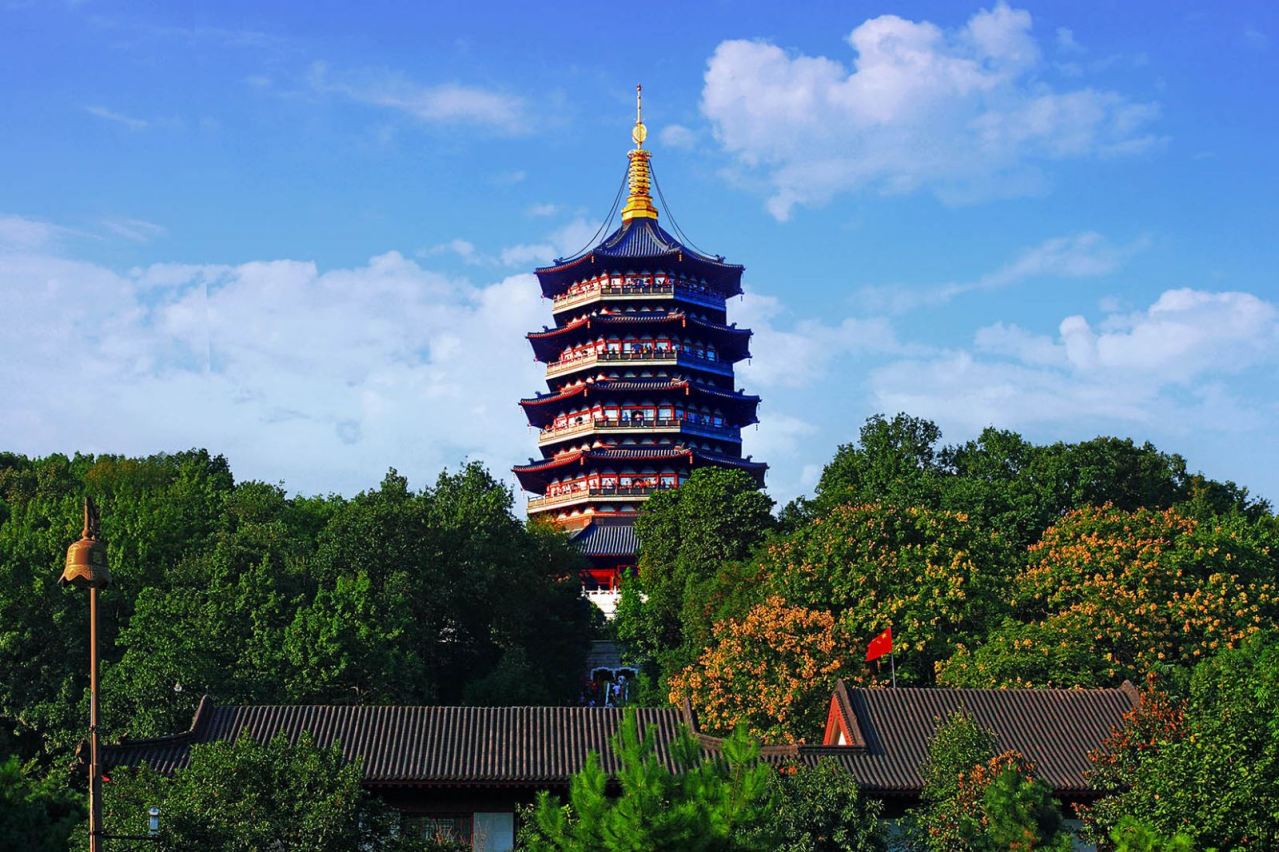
[668,597,846,742]
[939,506,1279,687]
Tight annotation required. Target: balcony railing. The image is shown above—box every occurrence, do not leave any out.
[537,416,740,444]
[544,348,731,379]
[527,484,673,511]
[552,283,725,312]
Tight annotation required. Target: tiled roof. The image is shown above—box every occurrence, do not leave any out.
[104,698,688,786]
[807,684,1138,797]
[535,218,744,298]
[570,518,639,557]
[103,683,1135,799]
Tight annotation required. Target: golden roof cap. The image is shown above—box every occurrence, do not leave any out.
[621,84,658,223]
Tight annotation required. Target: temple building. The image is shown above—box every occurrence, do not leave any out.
[514,88,766,614]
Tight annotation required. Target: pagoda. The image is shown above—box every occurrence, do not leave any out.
[514,87,766,615]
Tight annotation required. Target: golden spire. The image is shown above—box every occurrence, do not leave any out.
[621,83,658,223]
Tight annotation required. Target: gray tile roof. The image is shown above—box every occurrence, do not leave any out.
[570,519,639,557]
[105,699,688,786]
[103,682,1136,798]
[805,682,1138,796]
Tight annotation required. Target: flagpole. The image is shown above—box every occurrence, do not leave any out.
[890,645,896,688]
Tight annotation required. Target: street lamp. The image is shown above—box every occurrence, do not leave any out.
[61,497,111,852]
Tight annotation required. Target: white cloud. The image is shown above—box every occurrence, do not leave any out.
[859,231,1137,314]
[700,3,1161,218]
[736,291,902,388]
[526,203,560,218]
[309,63,529,134]
[423,238,483,264]
[498,218,598,268]
[101,217,167,243]
[659,124,697,149]
[0,214,72,249]
[869,288,1279,435]
[85,105,149,131]
[0,247,547,497]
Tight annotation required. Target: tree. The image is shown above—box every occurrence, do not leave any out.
[0,754,83,852]
[802,414,945,519]
[799,417,1265,552]
[617,468,775,694]
[90,730,432,851]
[765,503,1016,687]
[668,597,845,742]
[520,709,775,851]
[912,712,1069,851]
[751,759,885,852]
[670,503,1016,741]
[0,450,236,761]
[1085,633,1279,849]
[939,506,1279,688]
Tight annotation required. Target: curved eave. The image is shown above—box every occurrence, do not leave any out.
[534,220,744,298]
[513,447,765,492]
[526,313,752,362]
[519,380,761,428]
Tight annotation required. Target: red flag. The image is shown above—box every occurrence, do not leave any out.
[865,627,893,662]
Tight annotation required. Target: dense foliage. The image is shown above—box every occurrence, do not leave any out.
[633,415,1276,744]
[939,506,1279,688]
[92,731,439,851]
[4,410,1276,845]
[756,759,885,852]
[1084,633,1279,848]
[0,754,82,852]
[0,450,591,763]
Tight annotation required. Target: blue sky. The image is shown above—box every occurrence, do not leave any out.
[1,1,1277,507]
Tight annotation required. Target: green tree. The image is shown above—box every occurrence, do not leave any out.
[751,759,885,852]
[766,503,1015,686]
[1086,633,1279,849]
[91,731,430,851]
[0,450,235,761]
[802,414,945,519]
[1106,817,1197,852]
[671,503,1015,741]
[520,710,775,851]
[0,754,83,852]
[797,417,1264,551]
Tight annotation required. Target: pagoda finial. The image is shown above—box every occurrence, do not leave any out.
[632,84,646,149]
[622,83,658,222]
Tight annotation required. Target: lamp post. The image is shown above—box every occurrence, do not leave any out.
[61,497,111,852]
